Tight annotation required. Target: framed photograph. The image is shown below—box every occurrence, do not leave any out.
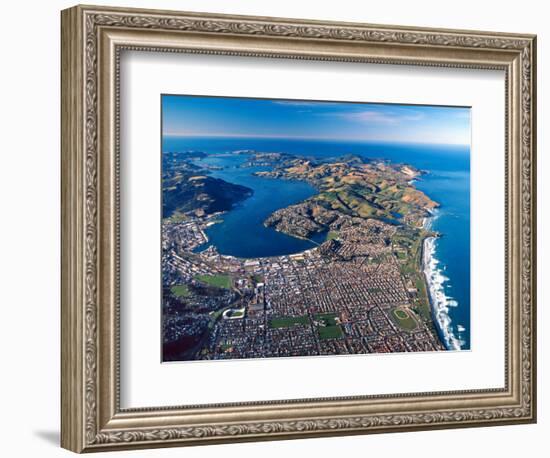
[61,4,537,453]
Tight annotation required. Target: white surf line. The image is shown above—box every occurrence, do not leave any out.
[422,210,464,351]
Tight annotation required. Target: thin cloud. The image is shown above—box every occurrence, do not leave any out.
[334,109,424,125]
[271,100,337,108]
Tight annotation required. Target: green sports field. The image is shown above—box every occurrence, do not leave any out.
[170,284,190,298]
[269,315,310,328]
[314,313,344,339]
[391,308,418,331]
[195,274,232,289]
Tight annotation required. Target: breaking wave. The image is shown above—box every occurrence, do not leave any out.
[423,212,465,351]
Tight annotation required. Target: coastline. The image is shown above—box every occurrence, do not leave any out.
[421,211,463,351]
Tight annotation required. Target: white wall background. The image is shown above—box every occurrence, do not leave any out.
[0,0,545,456]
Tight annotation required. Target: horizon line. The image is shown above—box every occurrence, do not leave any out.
[162,132,470,147]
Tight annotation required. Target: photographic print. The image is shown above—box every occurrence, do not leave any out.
[61,7,536,450]
[161,95,471,362]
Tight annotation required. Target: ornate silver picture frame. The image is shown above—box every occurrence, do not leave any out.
[61,4,536,453]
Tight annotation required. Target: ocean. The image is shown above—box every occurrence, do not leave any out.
[163,136,471,350]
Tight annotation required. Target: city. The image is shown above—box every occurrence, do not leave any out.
[162,193,445,361]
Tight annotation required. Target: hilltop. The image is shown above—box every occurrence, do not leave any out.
[162,152,252,219]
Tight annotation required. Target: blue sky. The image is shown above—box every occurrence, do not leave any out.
[162,95,471,145]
